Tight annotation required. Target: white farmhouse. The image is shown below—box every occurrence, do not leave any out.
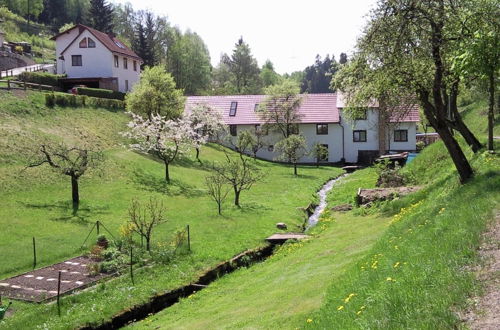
[185,93,419,164]
[51,24,142,93]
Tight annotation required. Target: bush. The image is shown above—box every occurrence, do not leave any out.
[18,72,65,87]
[45,92,125,111]
[76,87,126,101]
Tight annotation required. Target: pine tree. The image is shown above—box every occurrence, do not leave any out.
[86,0,114,34]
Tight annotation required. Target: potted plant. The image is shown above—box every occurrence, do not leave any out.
[96,234,109,249]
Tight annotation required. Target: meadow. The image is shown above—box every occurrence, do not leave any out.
[0,90,342,329]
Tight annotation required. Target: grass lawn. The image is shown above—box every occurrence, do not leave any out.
[0,90,342,329]
[128,168,390,329]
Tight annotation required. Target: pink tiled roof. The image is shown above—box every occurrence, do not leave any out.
[389,104,420,123]
[336,92,419,123]
[185,93,340,125]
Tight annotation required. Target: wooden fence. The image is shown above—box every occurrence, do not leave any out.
[0,79,55,92]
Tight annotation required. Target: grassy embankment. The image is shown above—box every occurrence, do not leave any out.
[0,8,55,63]
[0,90,341,329]
[132,98,499,329]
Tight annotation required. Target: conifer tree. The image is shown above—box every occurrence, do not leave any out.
[86,0,114,33]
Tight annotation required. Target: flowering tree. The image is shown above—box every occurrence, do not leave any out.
[124,112,193,183]
[184,103,227,161]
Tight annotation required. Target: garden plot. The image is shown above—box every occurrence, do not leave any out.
[0,256,109,302]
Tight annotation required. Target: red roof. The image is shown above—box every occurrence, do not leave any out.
[53,24,142,61]
[185,94,340,125]
[389,104,420,123]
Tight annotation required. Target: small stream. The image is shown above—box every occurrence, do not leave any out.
[306,174,348,229]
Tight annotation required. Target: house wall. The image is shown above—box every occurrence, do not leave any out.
[111,54,141,93]
[55,28,80,74]
[341,108,380,163]
[226,123,344,163]
[60,30,113,78]
[388,122,417,152]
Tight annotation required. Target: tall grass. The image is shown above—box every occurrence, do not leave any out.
[308,142,499,328]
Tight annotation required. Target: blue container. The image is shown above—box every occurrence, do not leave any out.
[406,152,418,164]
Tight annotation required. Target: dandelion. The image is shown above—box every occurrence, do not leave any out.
[393,262,400,268]
[344,293,356,303]
[306,319,313,323]
[356,311,362,315]
[394,245,399,250]
[439,207,445,214]
[337,305,344,311]
[386,277,396,282]
[360,306,366,310]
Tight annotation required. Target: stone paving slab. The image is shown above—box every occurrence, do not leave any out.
[0,256,110,302]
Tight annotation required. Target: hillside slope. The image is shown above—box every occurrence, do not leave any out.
[0,90,343,329]
[130,98,499,329]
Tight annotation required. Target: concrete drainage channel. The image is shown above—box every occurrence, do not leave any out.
[80,174,348,329]
[79,245,275,330]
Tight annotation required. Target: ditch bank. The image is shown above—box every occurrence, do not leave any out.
[79,244,275,330]
[81,175,346,329]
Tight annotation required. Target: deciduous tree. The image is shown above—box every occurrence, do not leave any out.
[26,143,103,210]
[205,172,230,215]
[128,197,166,251]
[124,112,193,183]
[126,66,185,120]
[333,0,484,183]
[259,80,303,138]
[274,134,308,176]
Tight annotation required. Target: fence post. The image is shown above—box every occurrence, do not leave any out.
[7,79,10,90]
[96,220,100,236]
[187,224,191,252]
[33,237,37,269]
[57,271,62,316]
[130,246,134,285]
[10,70,13,76]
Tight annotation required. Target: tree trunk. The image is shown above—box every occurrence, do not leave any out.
[71,175,79,205]
[435,124,474,183]
[164,161,170,183]
[294,163,298,176]
[234,186,240,207]
[488,72,495,151]
[218,201,222,215]
[145,236,150,251]
[196,148,201,163]
[450,108,482,152]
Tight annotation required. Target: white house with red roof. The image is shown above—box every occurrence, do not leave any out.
[51,24,143,93]
[185,93,419,164]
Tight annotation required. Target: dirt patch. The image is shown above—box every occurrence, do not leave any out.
[356,186,422,205]
[461,211,500,329]
[0,256,110,303]
[331,204,353,212]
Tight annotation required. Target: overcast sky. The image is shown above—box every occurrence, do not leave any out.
[113,0,377,74]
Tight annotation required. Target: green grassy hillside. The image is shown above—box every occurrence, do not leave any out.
[131,98,499,329]
[0,7,55,62]
[0,90,342,329]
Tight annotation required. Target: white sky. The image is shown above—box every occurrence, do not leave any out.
[113,0,377,74]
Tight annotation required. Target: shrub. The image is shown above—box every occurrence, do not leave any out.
[18,72,65,87]
[45,93,55,107]
[76,87,126,101]
[44,92,125,111]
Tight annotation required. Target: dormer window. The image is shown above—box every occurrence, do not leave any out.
[79,37,96,48]
[229,101,238,116]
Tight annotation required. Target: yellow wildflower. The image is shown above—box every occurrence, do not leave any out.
[356,311,362,315]
[337,305,344,311]
[393,262,400,268]
[306,319,313,323]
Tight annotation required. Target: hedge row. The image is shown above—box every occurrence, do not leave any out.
[75,87,126,101]
[45,92,125,111]
[18,72,66,87]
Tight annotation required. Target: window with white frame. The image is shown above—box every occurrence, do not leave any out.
[71,55,82,66]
